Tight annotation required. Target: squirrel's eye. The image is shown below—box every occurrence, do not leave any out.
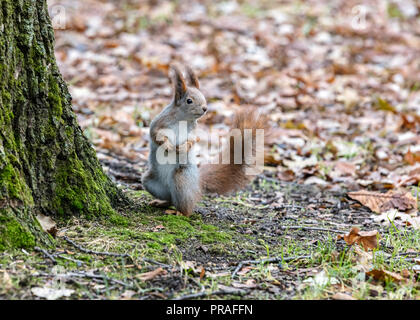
[187,98,193,104]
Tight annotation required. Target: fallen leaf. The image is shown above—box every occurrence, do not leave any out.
[338,227,379,251]
[404,149,420,165]
[136,267,166,281]
[401,269,411,278]
[332,161,356,177]
[366,269,404,283]
[237,266,255,276]
[36,214,57,237]
[348,190,416,214]
[277,169,295,181]
[199,267,205,280]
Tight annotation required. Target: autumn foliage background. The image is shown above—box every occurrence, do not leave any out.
[49,0,419,196]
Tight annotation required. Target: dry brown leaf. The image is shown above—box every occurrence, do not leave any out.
[199,267,205,280]
[237,266,255,276]
[348,190,416,214]
[338,227,379,251]
[404,149,420,165]
[401,269,411,279]
[136,267,166,281]
[36,214,57,237]
[264,153,282,165]
[333,161,356,177]
[366,269,404,283]
[277,169,295,181]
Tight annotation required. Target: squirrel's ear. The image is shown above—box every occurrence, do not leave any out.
[185,66,200,89]
[170,65,187,104]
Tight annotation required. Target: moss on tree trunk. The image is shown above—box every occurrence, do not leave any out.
[0,0,125,250]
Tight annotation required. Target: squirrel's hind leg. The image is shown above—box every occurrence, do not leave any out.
[149,199,171,208]
[142,169,171,201]
[171,167,201,217]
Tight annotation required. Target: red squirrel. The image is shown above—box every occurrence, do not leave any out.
[142,65,269,216]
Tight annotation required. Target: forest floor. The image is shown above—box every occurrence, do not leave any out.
[1,0,420,299]
[1,163,419,300]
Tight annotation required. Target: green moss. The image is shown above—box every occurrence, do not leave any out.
[0,215,36,251]
[199,227,231,244]
[52,156,115,218]
[132,214,233,257]
[147,242,162,250]
[108,214,130,227]
[48,74,63,118]
[0,163,32,202]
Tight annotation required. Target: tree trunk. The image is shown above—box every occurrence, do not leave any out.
[0,0,125,250]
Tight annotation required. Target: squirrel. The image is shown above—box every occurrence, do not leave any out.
[142,65,269,217]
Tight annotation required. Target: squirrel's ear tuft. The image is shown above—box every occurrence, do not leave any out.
[170,65,187,104]
[185,66,200,89]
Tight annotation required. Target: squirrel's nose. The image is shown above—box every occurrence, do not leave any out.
[202,106,207,112]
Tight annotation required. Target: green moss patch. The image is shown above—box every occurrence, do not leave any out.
[0,214,36,250]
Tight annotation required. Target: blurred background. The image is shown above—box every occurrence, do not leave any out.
[47,0,420,192]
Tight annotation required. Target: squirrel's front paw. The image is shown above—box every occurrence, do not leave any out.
[176,140,194,153]
[162,136,175,151]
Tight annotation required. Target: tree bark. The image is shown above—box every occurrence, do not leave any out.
[0,0,125,250]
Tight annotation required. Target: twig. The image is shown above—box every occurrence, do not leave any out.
[175,289,246,300]
[62,236,130,258]
[278,225,344,234]
[143,258,172,269]
[386,252,420,263]
[396,252,420,257]
[38,271,132,288]
[232,255,311,279]
[55,254,85,266]
[62,235,179,273]
[34,246,57,264]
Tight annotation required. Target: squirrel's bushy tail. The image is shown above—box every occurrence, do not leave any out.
[199,108,270,195]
